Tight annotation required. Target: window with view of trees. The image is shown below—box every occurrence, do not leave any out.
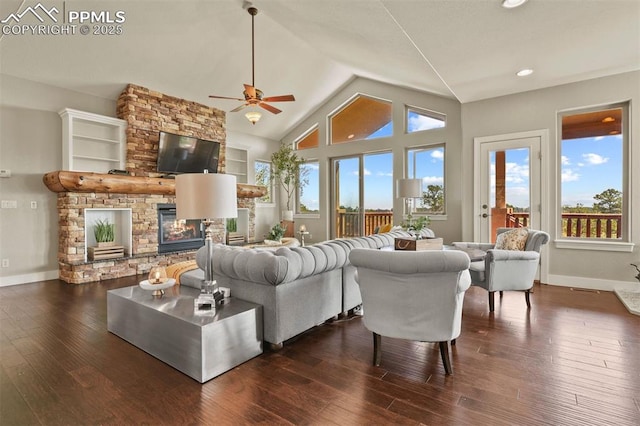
[560,103,628,239]
[254,160,273,204]
[297,161,319,214]
[406,106,445,133]
[407,145,445,215]
[330,94,392,144]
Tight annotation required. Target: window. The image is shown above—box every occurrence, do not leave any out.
[406,106,445,133]
[559,103,629,240]
[297,161,319,214]
[407,145,445,215]
[330,94,392,144]
[295,126,319,150]
[254,160,273,204]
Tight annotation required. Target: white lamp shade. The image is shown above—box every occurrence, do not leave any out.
[396,178,422,198]
[175,173,238,220]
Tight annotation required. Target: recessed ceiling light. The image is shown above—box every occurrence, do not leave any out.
[602,117,615,123]
[516,68,534,77]
[347,134,355,139]
[502,0,528,8]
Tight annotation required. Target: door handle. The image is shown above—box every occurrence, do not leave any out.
[482,213,490,218]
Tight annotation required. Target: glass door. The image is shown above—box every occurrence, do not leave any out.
[477,137,541,243]
[331,152,393,238]
[332,156,362,238]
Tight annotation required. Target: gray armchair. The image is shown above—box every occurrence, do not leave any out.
[452,228,550,312]
[349,249,471,375]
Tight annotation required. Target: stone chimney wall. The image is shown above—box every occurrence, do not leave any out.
[116,83,226,177]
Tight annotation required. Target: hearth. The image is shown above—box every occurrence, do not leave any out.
[157,204,205,253]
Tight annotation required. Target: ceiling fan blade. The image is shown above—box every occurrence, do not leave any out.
[258,102,282,114]
[230,103,249,113]
[262,94,295,103]
[209,95,245,101]
[243,84,256,99]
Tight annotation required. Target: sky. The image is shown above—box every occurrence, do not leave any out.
[560,135,622,208]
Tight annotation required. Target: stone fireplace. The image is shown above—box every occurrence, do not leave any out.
[45,84,266,284]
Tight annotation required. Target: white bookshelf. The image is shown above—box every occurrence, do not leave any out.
[225,146,247,183]
[59,108,127,173]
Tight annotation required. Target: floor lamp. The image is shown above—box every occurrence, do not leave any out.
[397,178,422,230]
[176,172,237,310]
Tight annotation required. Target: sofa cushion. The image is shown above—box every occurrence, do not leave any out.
[494,228,529,251]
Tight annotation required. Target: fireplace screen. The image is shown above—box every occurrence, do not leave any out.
[157,204,205,253]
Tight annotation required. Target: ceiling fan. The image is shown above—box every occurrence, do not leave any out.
[209,6,295,124]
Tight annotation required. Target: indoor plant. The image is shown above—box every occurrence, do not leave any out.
[270,143,309,220]
[93,219,115,246]
[266,223,286,243]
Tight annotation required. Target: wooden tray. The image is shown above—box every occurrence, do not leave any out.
[88,245,125,260]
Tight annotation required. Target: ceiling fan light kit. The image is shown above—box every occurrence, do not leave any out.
[209,6,295,124]
[245,110,261,125]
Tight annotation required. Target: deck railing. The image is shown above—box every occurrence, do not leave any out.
[506,212,622,239]
[336,210,393,238]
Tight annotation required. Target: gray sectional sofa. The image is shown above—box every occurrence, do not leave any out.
[181,229,435,348]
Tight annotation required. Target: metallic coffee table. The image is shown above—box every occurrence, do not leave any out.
[107,285,263,383]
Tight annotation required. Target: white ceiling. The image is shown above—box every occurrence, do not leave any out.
[1,0,639,140]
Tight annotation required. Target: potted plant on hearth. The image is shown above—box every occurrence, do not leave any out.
[94,219,115,247]
[270,143,309,220]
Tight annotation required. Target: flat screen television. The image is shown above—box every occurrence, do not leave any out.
[156,131,220,175]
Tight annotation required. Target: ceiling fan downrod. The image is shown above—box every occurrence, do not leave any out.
[248,7,257,89]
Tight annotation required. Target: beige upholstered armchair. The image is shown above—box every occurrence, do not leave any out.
[349,249,471,375]
[452,228,550,312]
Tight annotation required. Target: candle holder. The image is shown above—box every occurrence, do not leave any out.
[297,225,309,246]
[148,266,168,284]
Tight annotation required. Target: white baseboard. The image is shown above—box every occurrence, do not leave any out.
[546,274,639,292]
[0,270,59,287]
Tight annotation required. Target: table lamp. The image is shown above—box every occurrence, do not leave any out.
[397,178,422,229]
[176,172,237,310]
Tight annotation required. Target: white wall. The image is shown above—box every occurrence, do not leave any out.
[226,130,280,241]
[280,77,463,244]
[461,71,640,290]
[0,74,116,286]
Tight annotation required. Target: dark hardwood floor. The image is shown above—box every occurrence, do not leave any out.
[1,276,639,425]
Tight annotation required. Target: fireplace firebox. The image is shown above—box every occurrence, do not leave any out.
[157,204,205,253]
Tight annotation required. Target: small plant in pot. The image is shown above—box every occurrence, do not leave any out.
[94,219,115,247]
[266,223,286,243]
[270,143,309,220]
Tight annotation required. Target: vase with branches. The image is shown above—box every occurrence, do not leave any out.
[270,143,309,218]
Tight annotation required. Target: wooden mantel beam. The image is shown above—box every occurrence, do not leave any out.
[43,171,267,198]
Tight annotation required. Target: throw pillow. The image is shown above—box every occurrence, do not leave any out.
[495,228,529,251]
[379,223,393,233]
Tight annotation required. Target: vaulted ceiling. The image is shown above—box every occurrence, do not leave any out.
[1,0,638,141]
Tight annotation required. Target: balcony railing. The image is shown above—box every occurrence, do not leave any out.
[506,212,622,239]
[336,210,393,238]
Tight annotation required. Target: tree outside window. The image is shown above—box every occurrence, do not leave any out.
[254,160,273,204]
[407,145,445,215]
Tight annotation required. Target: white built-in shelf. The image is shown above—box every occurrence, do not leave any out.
[59,108,127,173]
[226,146,248,183]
